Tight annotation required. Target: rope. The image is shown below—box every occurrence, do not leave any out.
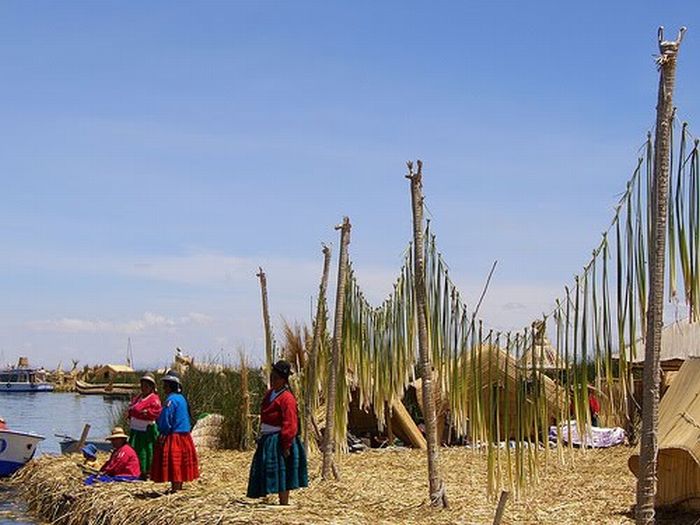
[430,480,447,506]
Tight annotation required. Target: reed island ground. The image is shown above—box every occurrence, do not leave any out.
[13,447,699,525]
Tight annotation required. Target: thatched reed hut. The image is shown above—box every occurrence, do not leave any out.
[629,356,700,511]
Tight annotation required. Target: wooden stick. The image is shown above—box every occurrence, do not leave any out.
[70,424,91,454]
[492,491,509,525]
[256,268,274,388]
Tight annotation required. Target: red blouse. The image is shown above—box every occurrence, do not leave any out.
[100,443,141,477]
[128,392,162,421]
[260,388,298,451]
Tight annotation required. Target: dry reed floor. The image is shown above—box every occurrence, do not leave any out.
[13,447,700,525]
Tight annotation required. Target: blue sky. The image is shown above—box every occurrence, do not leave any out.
[1,2,699,369]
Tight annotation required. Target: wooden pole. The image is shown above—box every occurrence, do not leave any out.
[304,244,332,454]
[406,160,448,508]
[69,423,91,454]
[256,267,274,388]
[321,217,351,480]
[492,491,510,525]
[636,26,685,525]
[239,351,253,451]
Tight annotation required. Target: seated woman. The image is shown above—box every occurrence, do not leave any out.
[85,427,141,485]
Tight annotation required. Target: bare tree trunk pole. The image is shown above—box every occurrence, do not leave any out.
[636,26,685,525]
[239,351,253,450]
[406,160,448,508]
[305,244,332,454]
[321,217,351,480]
[256,267,274,389]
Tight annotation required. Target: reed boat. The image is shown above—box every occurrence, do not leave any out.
[75,379,138,397]
[0,429,44,476]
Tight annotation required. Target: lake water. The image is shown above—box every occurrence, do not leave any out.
[0,392,124,524]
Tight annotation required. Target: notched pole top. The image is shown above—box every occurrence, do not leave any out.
[657,26,686,58]
[405,159,424,183]
[334,217,351,243]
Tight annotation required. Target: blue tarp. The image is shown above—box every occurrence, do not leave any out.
[84,474,140,486]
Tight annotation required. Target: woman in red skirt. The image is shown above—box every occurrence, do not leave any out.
[150,370,199,492]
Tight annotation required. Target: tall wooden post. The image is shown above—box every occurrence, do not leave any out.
[304,244,332,453]
[239,351,253,450]
[256,267,274,388]
[321,217,351,480]
[406,160,448,508]
[636,26,685,525]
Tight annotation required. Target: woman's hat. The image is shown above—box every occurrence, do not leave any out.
[140,372,156,386]
[81,443,98,459]
[271,360,293,380]
[105,426,129,441]
[161,370,181,385]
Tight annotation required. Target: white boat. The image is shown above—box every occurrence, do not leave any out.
[0,429,44,477]
[0,362,54,393]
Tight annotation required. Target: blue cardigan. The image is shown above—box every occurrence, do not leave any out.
[156,392,192,435]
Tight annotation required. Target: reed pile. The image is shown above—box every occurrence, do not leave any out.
[12,448,698,524]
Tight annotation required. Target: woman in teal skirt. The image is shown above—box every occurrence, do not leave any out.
[247,360,308,505]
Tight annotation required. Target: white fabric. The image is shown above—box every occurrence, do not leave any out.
[261,423,282,434]
[549,420,625,448]
[129,417,154,432]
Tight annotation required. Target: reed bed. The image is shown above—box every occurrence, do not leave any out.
[108,365,266,451]
[181,366,266,450]
[13,447,697,524]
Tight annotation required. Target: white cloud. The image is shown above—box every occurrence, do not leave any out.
[27,311,212,335]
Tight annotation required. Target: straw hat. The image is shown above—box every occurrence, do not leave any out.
[105,426,129,440]
[140,372,156,385]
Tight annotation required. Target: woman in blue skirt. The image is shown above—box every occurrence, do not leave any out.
[247,360,308,505]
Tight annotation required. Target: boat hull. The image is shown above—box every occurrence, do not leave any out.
[0,382,54,393]
[75,380,137,397]
[0,430,44,477]
[58,438,112,455]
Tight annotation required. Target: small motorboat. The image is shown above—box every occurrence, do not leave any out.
[55,434,112,455]
[0,358,54,393]
[0,429,44,477]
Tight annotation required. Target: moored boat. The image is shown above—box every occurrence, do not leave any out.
[75,379,138,397]
[56,434,112,455]
[0,358,54,393]
[0,429,44,476]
